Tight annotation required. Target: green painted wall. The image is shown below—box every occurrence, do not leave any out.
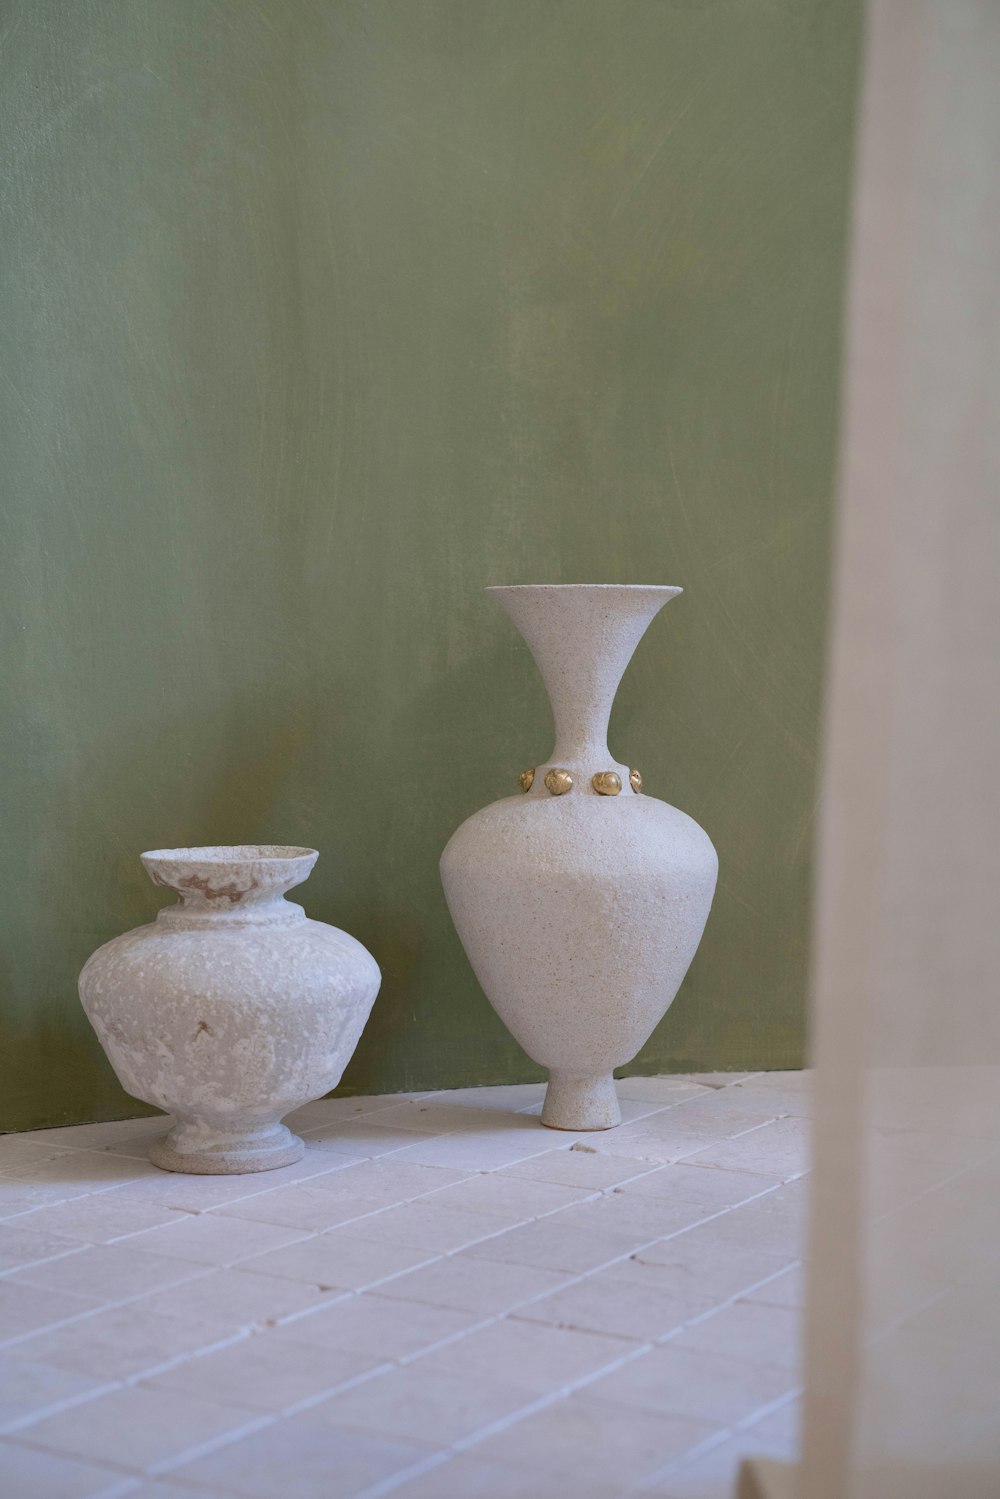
[0,0,860,1131]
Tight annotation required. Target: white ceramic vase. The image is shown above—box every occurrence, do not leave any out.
[441,585,718,1131]
[79,845,381,1174]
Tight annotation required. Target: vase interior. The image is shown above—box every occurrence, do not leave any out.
[141,845,318,905]
[488,585,681,764]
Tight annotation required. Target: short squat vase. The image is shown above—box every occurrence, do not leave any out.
[79,846,381,1174]
[441,585,718,1131]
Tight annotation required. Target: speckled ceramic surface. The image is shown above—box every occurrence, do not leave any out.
[441,585,718,1130]
[79,846,381,1173]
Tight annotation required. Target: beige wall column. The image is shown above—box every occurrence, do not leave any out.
[742,3,1000,1496]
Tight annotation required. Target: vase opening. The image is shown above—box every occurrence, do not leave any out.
[141,845,318,908]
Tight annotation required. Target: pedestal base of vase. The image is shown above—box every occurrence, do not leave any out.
[541,1072,621,1131]
[149,1121,304,1175]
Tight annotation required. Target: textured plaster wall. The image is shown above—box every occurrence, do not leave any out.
[0,0,861,1129]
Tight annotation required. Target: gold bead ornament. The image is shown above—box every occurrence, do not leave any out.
[519,768,535,792]
[592,771,622,796]
[629,768,642,793]
[543,768,574,796]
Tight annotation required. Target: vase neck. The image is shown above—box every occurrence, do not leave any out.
[489,585,681,766]
[140,846,318,928]
[155,898,306,931]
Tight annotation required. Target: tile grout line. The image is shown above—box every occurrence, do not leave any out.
[1,1127,796,1410]
[0,1072,774,1234]
[346,1254,806,1499]
[628,1384,806,1495]
[0,1077,805,1497]
[94,1171,805,1489]
[1,1094,791,1319]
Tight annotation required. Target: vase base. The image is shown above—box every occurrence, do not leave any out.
[541,1072,621,1131]
[149,1122,305,1175]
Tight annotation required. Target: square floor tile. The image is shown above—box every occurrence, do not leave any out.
[0,1356,108,1434]
[8,1245,210,1304]
[383,1127,554,1169]
[614,1077,712,1105]
[212,1182,380,1233]
[419,1318,634,1393]
[134,1267,344,1333]
[110,1486,209,1499]
[741,1266,806,1310]
[126,1214,310,1267]
[385,1131,556,1172]
[386,1453,624,1499]
[302,1159,472,1202]
[585,1111,778,1165]
[0,1223,87,1275]
[644,1401,801,1497]
[468,1393,721,1487]
[513,1273,706,1341]
[586,1343,798,1426]
[373,1255,570,1315]
[16,1383,260,1471]
[0,1139,75,1173]
[170,1413,431,1499]
[330,1101,526,1134]
[272,1292,481,1362]
[686,1118,811,1180]
[296,1123,429,1158]
[7,1197,190,1246]
[459,1218,628,1275]
[9,1305,232,1381]
[549,1191,718,1245]
[0,1282,99,1344]
[683,1074,761,1089]
[0,1189,67,1219]
[330,1200,512,1253]
[147,1331,383,1411]
[618,1233,798,1305]
[716,1081,814,1121]
[0,1440,125,1497]
[418,1083,548,1110]
[123,1157,347,1214]
[675,1301,802,1371]
[498,1148,659,1190]
[424,1172,594,1221]
[13,1118,167,1150]
[216,1162,466,1232]
[1,1151,158,1190]
[687,1185,809,1256]
[305,1363,536,1448]
[616,1162,782,1208]
[581,1261,688,1323]
[241,1231,435,1291]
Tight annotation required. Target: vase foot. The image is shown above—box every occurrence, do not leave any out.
[541,1072,621,1131]
[149,1122,304,1175]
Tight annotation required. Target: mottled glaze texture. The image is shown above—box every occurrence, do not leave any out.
[79,847,381,1173]
[441,587,718,1129]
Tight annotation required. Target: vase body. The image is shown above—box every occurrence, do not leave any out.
[440,585,718,1130]
[79,845,381,1173]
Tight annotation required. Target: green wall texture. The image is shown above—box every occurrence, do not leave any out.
[0,0,861,1131]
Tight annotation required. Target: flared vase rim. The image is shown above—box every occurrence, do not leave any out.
[486,583,681,594]
[141,846,318,906]
[141,845,317,866]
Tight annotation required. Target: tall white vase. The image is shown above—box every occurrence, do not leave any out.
[79,845,381,1174]
[441,585,718,1130]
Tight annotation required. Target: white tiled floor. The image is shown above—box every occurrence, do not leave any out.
[0,1073,809,1498]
